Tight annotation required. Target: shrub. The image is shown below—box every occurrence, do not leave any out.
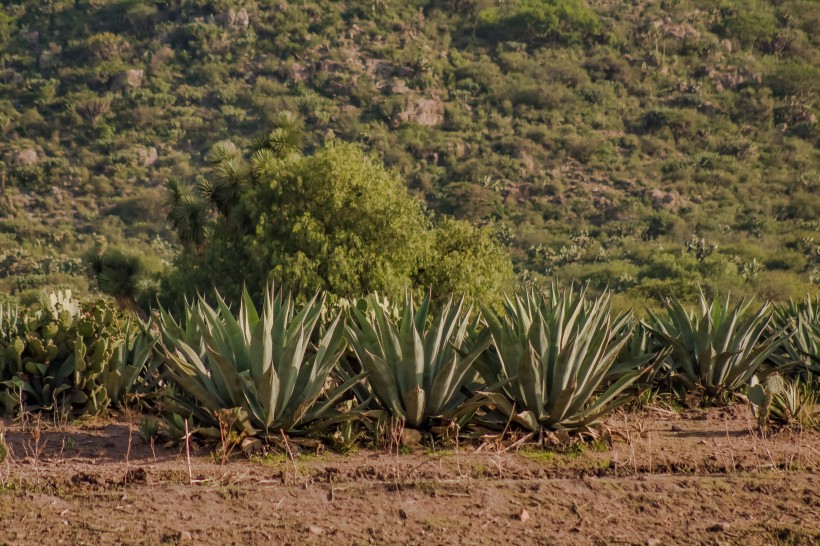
[165,129,514,306]
[477,0,600,45]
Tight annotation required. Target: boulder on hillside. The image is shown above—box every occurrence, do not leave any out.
[151,46,175,67]
[649,188,680,210]
[217,9,250,30]
[389,78,410,94]
[38,45,61,70]
[394,97,444,127]
[111,69,144,91]
[135,146,158,167]
[13,149,38,165]
[287,62,311,82]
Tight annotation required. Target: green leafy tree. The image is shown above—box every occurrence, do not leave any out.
[165,126,513,305]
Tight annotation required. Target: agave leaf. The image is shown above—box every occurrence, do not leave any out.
[255,359,280,428]
[360,348,405,419]
[403,385,426,428]
[478,391,540,431]
[272,324,308,419]
[163,351,227,412]
[565,368,643,427]
[302,369,368,425]
[428,333,490,415]
[249,309,273,379]
[516,344,543,419]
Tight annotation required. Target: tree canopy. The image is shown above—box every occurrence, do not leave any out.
[164,126,513,305]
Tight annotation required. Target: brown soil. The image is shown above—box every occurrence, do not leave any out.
[0,405,817,546]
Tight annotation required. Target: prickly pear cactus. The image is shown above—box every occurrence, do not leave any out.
[748,374,786,429]
[0,292,126,416]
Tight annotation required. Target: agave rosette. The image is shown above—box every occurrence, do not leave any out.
[648,292,785,397]
[345,293,490,429]
[769,297,819,381]
[478,284,649,431]
[158,284,354,437]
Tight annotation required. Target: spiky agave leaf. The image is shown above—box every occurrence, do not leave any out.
[104,317,161,407]
[610,320,670,382]
[156,296,206,358]
[158,283,349,436]
[477,284,646,431]
[345,292,490,429]
[769,296,820,381]
[648,291,786,397]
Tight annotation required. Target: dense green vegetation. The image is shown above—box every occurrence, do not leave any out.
[0,0,817,308]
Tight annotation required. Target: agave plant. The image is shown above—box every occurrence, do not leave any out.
[611,320,672,382]
[477,285,649,431]
[345,293,490,429]
[648,293,785,398]
[770,379,818,427]
[157,285,355,437]
[749,375,818,428]
[769,297,819,381]
[103,318,161,407]
[156,297,207,358]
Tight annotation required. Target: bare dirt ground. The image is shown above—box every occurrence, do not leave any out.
[0,404,817,546]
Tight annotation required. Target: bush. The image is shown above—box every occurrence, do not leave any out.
[477,0,600,45]
[165,135,514,305]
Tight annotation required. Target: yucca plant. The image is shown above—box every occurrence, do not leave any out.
[477,285,650,431]
[769,297,819,382]
[345,293,490,429]
[648,292,785,399]
[157,285,356,437]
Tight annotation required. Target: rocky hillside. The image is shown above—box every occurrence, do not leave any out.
[0,0,817,305]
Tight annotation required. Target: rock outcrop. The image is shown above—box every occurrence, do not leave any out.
[111,69,144,91]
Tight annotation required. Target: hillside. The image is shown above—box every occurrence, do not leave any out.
[0,0,818,306]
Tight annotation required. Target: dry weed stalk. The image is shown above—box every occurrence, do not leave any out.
[0,428,11,489]
[184,419,193,486]
[124,408,134,486]
[279,429,299,487]
[216,410,239,467]
[23,416,46,486]
[17,386,28,433]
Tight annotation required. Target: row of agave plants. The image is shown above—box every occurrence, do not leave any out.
[0,285,817,445]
